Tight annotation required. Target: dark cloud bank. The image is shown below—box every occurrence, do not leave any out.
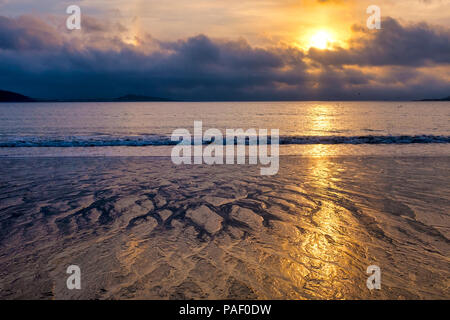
[0,15,448,100]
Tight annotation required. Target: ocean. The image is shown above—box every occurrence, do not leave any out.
[0,101,449,156]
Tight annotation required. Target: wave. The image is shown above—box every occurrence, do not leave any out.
[279,135,450,145]
[1,134,449,147]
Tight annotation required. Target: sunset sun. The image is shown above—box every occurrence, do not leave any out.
[309,30,334,49]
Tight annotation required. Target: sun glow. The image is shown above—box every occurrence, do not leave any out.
[309,30,334,50]
[123,36,139,46]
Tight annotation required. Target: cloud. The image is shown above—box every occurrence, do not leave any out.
[0,15,448,101]
[308,17,450,67]
[0,15,63,50]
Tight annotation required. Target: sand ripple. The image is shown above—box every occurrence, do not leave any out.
[0,157,448,299]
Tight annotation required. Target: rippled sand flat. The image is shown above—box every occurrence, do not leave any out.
[0,156,448,299]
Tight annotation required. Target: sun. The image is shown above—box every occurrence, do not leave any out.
[309,30,334,50]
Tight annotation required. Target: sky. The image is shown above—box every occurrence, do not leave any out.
[0,0,449,100]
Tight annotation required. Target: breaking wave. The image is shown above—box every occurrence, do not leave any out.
[1,134,449,147]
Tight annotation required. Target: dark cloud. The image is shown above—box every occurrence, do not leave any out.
[308,17,450,67]
[0,15,448,101]
[0,15,63,50]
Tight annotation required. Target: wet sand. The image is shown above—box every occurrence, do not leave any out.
[0,156,448,299]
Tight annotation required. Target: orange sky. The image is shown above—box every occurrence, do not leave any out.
[81,0,449,47]
[0,0,448,100]
[2,0,449,48]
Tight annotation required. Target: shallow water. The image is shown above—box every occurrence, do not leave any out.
[0,156,448,299]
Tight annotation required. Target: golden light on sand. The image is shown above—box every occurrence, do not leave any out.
[309,30,334,50]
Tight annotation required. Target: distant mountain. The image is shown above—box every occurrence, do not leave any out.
[418,96,450,101]
[40,94,174,102]
[0,89,35,102]
[113,94,173,102]
[0,90,174,103]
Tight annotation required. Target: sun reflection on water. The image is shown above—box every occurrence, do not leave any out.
[277,104,364,298]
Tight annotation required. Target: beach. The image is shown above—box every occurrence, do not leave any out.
[1,155,448,299]
[1,0,449,305]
